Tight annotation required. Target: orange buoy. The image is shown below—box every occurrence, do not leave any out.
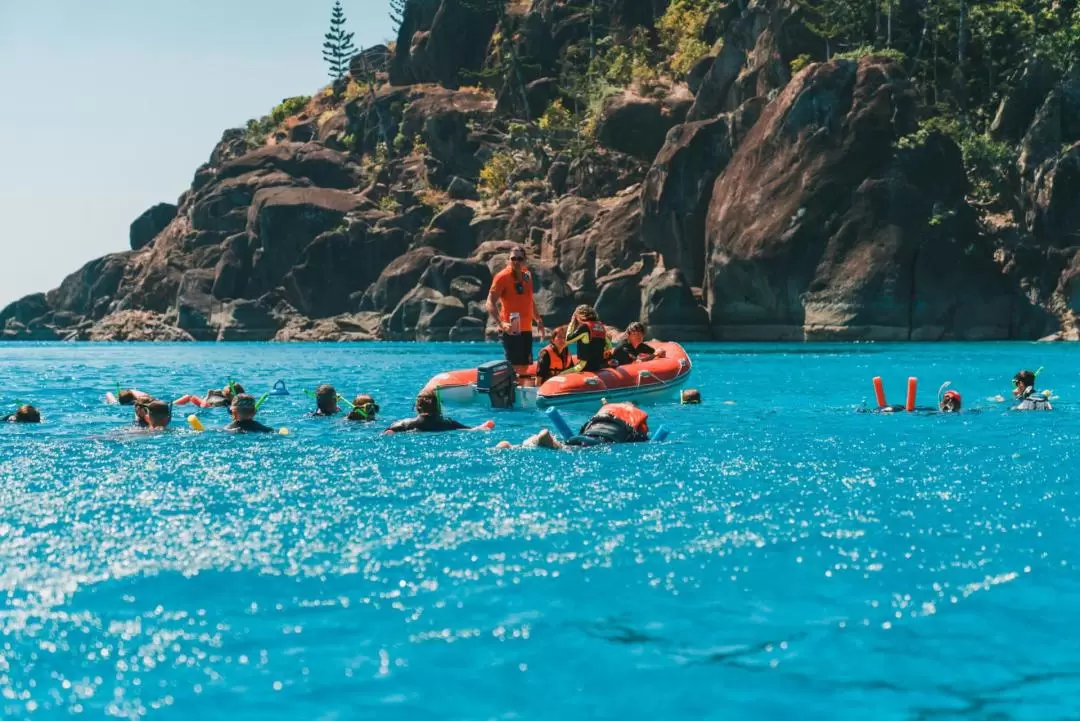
[905,377,918,412]
[872,376,887,408]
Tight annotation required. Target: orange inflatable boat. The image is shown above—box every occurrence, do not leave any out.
[423,341,693,409]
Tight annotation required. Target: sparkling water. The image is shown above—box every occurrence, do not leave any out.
[1,341,1077,720]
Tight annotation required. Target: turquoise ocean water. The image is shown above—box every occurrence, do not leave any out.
[1,341,1078,720]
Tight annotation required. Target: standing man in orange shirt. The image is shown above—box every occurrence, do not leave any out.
[486,244,544,368]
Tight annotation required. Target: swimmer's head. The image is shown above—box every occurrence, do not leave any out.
[347,394,379,421]
[1013,370,1036,396]
[940,389,962,412]
[551,325,568,349]
[416,390,440,416]
[315,384,338,414]
[144,399,172,428]
[681,388,701,405]
[118,389,137,405]
[231,393,258,421]
[224,382,245,402]
[11,404,40,423]
[626,321,646,346]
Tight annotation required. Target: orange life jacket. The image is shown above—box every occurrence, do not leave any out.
[539,344,569,373]
[597,402,649,436]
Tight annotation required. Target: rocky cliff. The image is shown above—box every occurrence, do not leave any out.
[4,0,1079,341]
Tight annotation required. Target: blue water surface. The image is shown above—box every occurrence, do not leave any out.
[1,341,1079,720]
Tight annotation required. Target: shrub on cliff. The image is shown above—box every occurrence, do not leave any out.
[658,0,713,76]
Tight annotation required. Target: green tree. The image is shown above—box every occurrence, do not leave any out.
[802,0,860,59]
[323,0,357,80]
[389,0,406,36]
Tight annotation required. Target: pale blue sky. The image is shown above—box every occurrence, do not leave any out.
[0,0,391,309]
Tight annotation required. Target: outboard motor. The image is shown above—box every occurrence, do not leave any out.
[476,360,516,409]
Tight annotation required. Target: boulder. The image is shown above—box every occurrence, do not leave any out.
[419,202,477,257]
[990,57,1059,144]
[417,255,492,296]
[86,311,194,342]
[216,143,361,190]
[360,246,437,312]
[382,286,443,338]
[641,269,710,339]
[706,56,1011,340]
[555,189,644,292]
[595,273,643,329]
[349,44,391,76]
[1027,143,1080,247]
[247,186,362,293]
[447,176,479,200]
[595,90,689,161]
[415,295,468,341]
[213,298,287,341]
[130,203,178,251]
[641,98,766,286]
[46,252,132,319]
[389,0,497,88]
[687,55,715,95]
[174,269,217,338]
[449,316,486,341]
[0,293,50,329]
[212,233,255,300]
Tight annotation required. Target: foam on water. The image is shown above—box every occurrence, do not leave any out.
[1,341,1078,720]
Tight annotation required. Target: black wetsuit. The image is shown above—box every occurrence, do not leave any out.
[567,321,609,372]
[312,409,340,417]
[388,414,469,433]
[612,340,656,365]
[564,416,648,446]
[226,419,275,433]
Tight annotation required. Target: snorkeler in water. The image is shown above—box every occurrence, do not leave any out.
[175,381,245,409]
[225,393,275,433]
[386,390,493,434]
[499,402,651,449]
[345,394,379,422]
[1012,369,1053,411]
[133,399,172,430]
[3,404,41,423]
[311,384,340,416]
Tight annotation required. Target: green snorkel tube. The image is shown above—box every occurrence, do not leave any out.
[253,392,270,411]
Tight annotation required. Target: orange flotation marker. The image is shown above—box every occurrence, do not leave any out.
[872,377,887,408]
[905,377,918,412]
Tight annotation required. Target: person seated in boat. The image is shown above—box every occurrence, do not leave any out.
[1012,369,1052,411]
[312,384,340,416]
[3,404,41,423]
[346,394,380,422]
[175,381,245,408]
[681,388,701,405]
[500,402,651,449]
[226,393,275,433]
[387,390,494,434]
[566,305,615,372]
[536,325,572,383]
[112,388,151,405]
[612,322,666,365]
[134,398,172,430]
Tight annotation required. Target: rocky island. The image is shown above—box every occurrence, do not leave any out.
[3,0,1079,342]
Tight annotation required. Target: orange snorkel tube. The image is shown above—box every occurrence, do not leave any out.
[872,377,887,408]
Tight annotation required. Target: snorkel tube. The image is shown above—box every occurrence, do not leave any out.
[545,406,575,441]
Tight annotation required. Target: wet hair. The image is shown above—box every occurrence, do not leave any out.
[626,322,646,335]
[347,394,379,421]
[681,388,701,405]
[231,393,257,417]
[223,382,245,401]
[118,389,137,405]
[416,390,440,416]
[146,399,171,420]
[13,404,40,423]
[573,304,598,322]
[315,384,338,412]
[1014,370,1036,389]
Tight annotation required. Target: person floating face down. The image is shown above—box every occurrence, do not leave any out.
[134,399,172,430]
[536,325,572,383]
[3,404,41,423]
[386,390,494,433]
[875,388,963,413]
[312,384,340,416]
[508,402,650,449]
[346,394,380,422]
[565,304,614,373]
[175,382,245,409]
[681,388,702,405]
[116,389,151,406]
[1012,369,1052,411]
[612,322,666,366]
[226,393,275,433]
[486,244,544,368]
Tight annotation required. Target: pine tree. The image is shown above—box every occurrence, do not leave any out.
[323,1,357,80]
[389,0,406,36]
